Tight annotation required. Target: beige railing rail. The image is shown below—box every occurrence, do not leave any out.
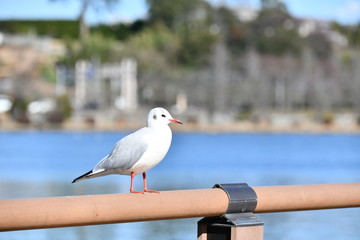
[0,183,359,232]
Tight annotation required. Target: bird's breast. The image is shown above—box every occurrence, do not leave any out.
[128,127,172,175]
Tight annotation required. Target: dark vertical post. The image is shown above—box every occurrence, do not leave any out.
[198,222,263,240]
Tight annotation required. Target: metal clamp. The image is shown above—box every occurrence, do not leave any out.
[214,183,258,215]
[199,183,263,227]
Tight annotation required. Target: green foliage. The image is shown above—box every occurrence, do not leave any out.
[3,0,349,71]
[56,94,73,119]
[146,0,218,67]
[147,0,201,29]
[218,7,248,55]
[306,32,332,59]
[249,1,303,56]
[340,50,352,66]
[332,22,360,47]
[250,8,303,56]
[41,64,57,84]
[59,33,123,65]
[9,97,29,123]
[0,20,79,38]
[46,94,73,123]
[124,23,180,69]
[77,33,118,61]
[177,26,218,67]
[90,20,146,41]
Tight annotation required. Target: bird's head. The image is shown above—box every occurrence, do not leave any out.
[147,107,183,128]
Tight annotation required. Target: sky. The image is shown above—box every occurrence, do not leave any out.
[0,0,359,25]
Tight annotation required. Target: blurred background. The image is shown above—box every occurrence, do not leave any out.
[0,0,360,129]
[0,0,360,240]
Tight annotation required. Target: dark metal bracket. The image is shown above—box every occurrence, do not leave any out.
[198,183,263,228]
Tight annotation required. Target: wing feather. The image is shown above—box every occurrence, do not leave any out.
[93,128,150,172]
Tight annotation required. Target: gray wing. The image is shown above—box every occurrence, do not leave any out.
[93,128,150,172]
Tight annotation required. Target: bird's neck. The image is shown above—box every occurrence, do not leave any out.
[148,124,171,134]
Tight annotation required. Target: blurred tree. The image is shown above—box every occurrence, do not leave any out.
[250,0,302,56]
[146,0,218,67]
[217,6,248,56]
[0,20,79,38]
[90,20,146,41]
[58,33,122,65]
[124,23,180,70]
[47,94,73,123]
[332,22,360,47]
[10,97,29,123]
[147,0,200,28]
[50,0,119,41]
[306,32,332,59]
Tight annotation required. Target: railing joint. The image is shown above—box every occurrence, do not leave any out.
[198,183,264,240]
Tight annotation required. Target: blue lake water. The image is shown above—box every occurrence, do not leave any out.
[0,131,360,240]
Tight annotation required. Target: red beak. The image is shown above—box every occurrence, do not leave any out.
[169,118,183,124]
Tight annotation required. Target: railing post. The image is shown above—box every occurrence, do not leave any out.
[197,183,264,240]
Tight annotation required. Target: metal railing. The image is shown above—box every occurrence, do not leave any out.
[1,183,359,239]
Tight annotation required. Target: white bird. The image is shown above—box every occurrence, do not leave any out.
[72,107,182,193]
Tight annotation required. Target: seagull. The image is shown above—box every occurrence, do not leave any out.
[72,107,182,193]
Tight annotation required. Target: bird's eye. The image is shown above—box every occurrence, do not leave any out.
[153,114,157,120]
[161,114,166,118]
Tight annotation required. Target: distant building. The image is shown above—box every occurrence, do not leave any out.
[58,59,138,112]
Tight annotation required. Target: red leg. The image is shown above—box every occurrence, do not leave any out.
[130,172,143,194]
[143,172,159,193]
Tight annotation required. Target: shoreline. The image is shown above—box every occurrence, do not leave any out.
[1,120,360,134]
